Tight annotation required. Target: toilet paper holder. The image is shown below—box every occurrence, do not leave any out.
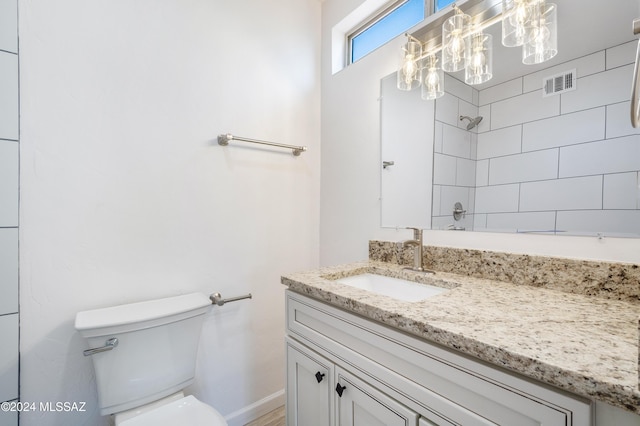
[210,292,252,307]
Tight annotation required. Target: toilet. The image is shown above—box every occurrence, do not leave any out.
[75,292,227,425]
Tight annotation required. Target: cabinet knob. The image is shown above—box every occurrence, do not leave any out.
[335,383,346,397]
[315,371,325,383]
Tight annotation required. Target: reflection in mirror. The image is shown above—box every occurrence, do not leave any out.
[380,0,640,237]
[380,74,434,229]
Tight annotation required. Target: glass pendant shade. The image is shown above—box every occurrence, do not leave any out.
[465,31,493,85]
[421,54,444,100]
[522,1,557,64]
[442,11,470,72]
[397,41,423,91]
[502,0,532,47]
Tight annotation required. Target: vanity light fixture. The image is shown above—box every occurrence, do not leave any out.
[442,8,471,72]
[397,40,423,91]
[465,29,493,85]
[522,1,558,64]
[422,53,445,100]
[502,0,533,47]
[396,1,559,97]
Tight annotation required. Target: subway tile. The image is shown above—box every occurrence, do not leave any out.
[559,135,640,178]
[433,153,457,185]
[522,107,605,152]
[470,133,477,159]
[491,90,559,130]
[489,149,558,185]
[0,229,17,315]
[439,185,471,217]
[475,184,520,213]
[477,104,491,133]
[476,159,489,187]
[473,213,487,229]
[0,0,17,53]
[444,74,473,104]
[0,141,18,226]
[0,313,18,402]
[486,211,557,233]
[456,157,476,187]
[472,87,479,106]
[432,185,441,217]
[556,210,640,237]
[442,124,472,158]
[561,64,633,114]
[523,51,605,93]
[0,52,18,141]
[435,92,459,127]
[603,172,639,210]
[477,125,522,160]
[434,121,444,153]
[606,102,640,139]
[479,77,522,106]
[520,176,603,211]
[606,40,637,69]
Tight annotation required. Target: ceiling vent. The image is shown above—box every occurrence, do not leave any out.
[542,69,576,97]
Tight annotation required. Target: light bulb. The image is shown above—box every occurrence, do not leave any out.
[510,1,529,42]
[426,68,440,90]
[446,34,465,68]
[402,55,418,84]
[522,2,557,65]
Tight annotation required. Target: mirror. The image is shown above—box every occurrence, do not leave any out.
[381,0,640,237]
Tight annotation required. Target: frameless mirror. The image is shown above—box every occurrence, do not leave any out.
[380,0,640,237]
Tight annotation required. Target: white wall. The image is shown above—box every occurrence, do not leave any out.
[0,0,19,425]
[320,0,640,266]
[18,1,320,425]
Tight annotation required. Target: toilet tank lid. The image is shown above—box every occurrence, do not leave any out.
[75,293,211,331]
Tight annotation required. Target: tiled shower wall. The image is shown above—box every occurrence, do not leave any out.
[0,0,19,425]
[433,40,640,236]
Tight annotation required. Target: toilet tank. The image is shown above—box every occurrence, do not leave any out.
[75,293,211,416]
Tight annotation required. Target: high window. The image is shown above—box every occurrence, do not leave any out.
[434,0,456,12]
[348,0,425,64]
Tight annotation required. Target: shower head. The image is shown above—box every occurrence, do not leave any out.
[460,115,483,130]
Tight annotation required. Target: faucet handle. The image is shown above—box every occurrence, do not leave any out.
[405,227,423,240]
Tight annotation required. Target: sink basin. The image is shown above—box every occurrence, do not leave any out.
[335,273,448,302]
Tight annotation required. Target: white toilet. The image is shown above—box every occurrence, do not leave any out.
[75,292,227,425]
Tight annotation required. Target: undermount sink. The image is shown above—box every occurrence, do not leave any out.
[335,273,448,302]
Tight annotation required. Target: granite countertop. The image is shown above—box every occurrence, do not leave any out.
[281,260,640,414]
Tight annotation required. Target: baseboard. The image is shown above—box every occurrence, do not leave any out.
[225,389,285,426]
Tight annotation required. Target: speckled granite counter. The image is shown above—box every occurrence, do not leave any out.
[281,260,640,414]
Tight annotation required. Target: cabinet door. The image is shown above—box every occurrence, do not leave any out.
[286,339,333,426]
[335,367,418,426]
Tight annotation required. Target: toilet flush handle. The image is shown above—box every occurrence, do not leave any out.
[83,337,119,357]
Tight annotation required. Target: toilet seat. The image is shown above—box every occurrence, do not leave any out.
[117,395,227,426]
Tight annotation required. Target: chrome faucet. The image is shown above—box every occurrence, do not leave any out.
[402,227,434,274]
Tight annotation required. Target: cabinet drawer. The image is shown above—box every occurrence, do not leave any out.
[287,291,592,426]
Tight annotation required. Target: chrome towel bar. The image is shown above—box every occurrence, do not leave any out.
[210,292,252,306]
[218,133,307,156]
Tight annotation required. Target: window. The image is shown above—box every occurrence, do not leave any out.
[348,0,425,64]
[434,0,455,12]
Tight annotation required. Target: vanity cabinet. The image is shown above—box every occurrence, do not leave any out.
[285,290,593,426]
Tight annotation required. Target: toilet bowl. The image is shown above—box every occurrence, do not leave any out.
[116,393,227,426]
[75,293,227,425]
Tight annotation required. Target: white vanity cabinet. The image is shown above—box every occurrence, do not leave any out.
[286,340,333,426]
[285,290,593,426]
[287,338,419,426]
